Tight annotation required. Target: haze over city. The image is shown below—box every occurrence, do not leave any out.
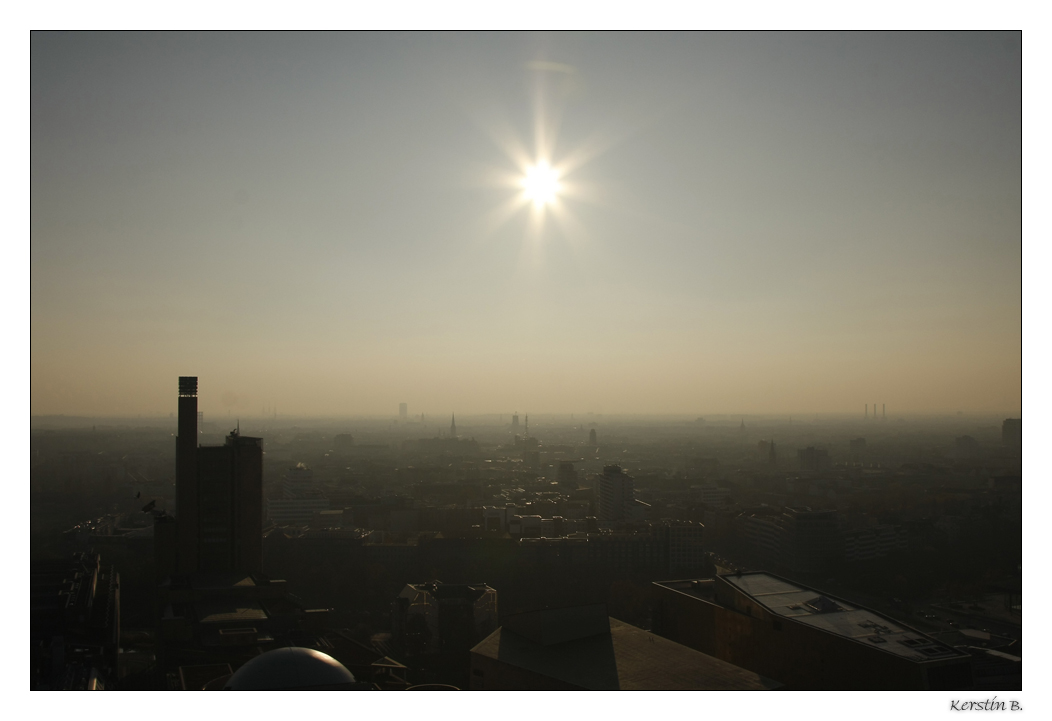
[29,29,1026,698]
[31,31,1020,418]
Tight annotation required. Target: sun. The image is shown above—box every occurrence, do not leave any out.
[521,161,561,208]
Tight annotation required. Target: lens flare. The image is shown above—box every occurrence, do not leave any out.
[522,161,561,208]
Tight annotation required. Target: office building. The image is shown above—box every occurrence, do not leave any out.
[157,377,332,683]
[652,572,972,689]
[598,465,634,524]
[556,461,578,490]
[267,463,330,526]
[399,403,408,421]
[797,446,830,471]
[171,377,262,577]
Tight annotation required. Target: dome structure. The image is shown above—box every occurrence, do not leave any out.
[225,647,357,690]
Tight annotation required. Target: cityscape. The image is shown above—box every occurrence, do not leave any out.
[31,379,1022,691]
[30,29,1022,702]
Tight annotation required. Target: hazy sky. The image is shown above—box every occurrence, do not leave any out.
[31,31,1021,417]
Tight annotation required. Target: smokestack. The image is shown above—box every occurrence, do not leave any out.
[176,376,199,574]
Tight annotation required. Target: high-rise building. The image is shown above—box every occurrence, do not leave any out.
[399,403,408,421]
[450,413,457,438]
[172,377,263,576]
[598,465,634,524]
[1002,418,1021,446]
[511,413,519,430]
[588,428,597,446]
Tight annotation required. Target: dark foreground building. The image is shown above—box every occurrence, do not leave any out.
[392,580,498,688]
[469,604,781,690]
[156,377,339,687]
[31,552,120,690]
[652,572,973,690]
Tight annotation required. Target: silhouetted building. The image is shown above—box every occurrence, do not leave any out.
[797,446,830,471]
[267,463,329,525]
[842,525,908,562]
[1002,418,1021,446]
[598,465,634,524]
[157,377,331,684]
[849,437,866,459]
[740,506,841,574]
[511,413,519,430]
[782,507,840,573]
[652,573,972,690]
[556,461,578,490]
[588,428,597,446]
[392,580,497,687]
[31,552,120,689]
[171,377,262,577]
[399,403,408,421]
[450,413,457,438]
[469,604,779,690]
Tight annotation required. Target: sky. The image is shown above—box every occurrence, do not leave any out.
[30,31,1021,418]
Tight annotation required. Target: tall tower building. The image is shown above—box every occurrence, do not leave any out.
[450,413,457,438]
[399,403,408,421]
[176,377,199,574]
[598,465,634,524]
[511,413,519,430]
[172,376,263,577]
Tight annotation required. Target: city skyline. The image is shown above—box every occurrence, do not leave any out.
[31,32,1021,417]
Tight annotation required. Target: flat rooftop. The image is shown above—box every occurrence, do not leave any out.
[194,599,268,624]
[472,615,779,690]
[721,573,968,663]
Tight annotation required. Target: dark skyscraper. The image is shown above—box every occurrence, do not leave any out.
[399,402,408,421]
[450,413,457,438]
[173,377,263,577]
[176,377,199,574]
[598,465,634,524]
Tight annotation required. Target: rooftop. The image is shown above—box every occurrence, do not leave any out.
[472,606,779,690]
[722,572,969,663]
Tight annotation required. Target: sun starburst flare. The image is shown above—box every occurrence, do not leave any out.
[522,161,561,208]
